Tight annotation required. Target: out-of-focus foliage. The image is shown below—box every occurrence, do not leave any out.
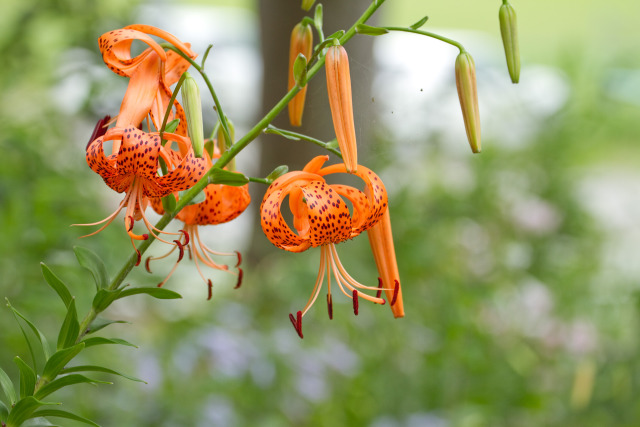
[2,1,640,426]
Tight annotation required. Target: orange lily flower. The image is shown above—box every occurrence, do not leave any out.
[99,25,196,145]
[147,148,251,295]
[78,126,208,260]
[260,155,398,338]
[288,22,313,127]
[325,45,358,173]
[367,209,404,318]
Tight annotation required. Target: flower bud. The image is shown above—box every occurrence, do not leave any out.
[455,51,481,153]
[325,45,358,173]
[499,2,520,83]
[216,118,236,171]
[288,22,313,127]
[180,72,204,158]
[301,0,315,11]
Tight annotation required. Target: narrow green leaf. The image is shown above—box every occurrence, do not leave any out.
[7,299,51,361]
[161,193,177,214]
[208,169,249,186]
[56,299,79,350]
[74,246,109,290]
[164,118,180,134]
[40,264,72,308]
[326,30,345,41]
[355,24,389,36]
[41,343,85,381]
[6,396,59,426]
[409,15,429,30]
[86,318,129,335]
[116,287,182,300]
[34,375,110,400]
[0,365,18,405]
[22,417,59,426]
[30,409,100,427]
[0,399,8,423]
[92,289,123,313]
[80,337,137,349]
[60,365,145,384]
[266,165,289,182]
[264,126,300,141]
[14,357,36,399]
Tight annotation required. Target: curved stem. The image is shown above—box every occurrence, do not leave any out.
[382,26,465,52]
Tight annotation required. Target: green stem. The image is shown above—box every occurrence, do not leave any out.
[159,72,187,142]
[265,125,342,158]
[382,26,465,52]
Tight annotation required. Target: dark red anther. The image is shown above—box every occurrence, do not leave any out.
[179,229,190,245]
[289,310,303,339]
[234,268,243,289]
[376,277,383,299]
[235,251,242,268]
[142,234,149,240]
[352,290,359,315]
[145,257,152,273]
[173,240,184,262]
[135,248,141,266]
[126,216,134,232]
[87,115,111,149]
[327,294,333,320]
[207,279,213,300]
[157,282,163,288]
[391,280,399,306]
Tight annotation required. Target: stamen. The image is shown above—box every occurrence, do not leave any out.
[173,240,185,262]
[391,280,399,306]
[327,294,333,319]
[235,251,242,267]
[180,229,190,245]
[352,290,359,315]
[234,268,243,289]
[135,248,141,266]
[207,279,213,300]
[376,277,383,299]
[127,216,134,232]
[145,257,152,273]
[289,310,303,339]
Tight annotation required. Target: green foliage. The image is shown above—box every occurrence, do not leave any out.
[14,357,35,399]
[56,299,79,350]
[40,264,72,309]
[74,247,109,291]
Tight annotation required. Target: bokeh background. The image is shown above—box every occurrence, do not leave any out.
[1,0,640,426]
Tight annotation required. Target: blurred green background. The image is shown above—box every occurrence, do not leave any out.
[1,0,640,426]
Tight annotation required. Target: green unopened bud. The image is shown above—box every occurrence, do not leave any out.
[301,0,315,11]
[499,2,520,83]
[181,72,204,158]
[208,168,249,186]
[266,165,289,182]
[455,51,481,153]
[293,53,308,87]
[314,3,323,32]
[216,117,235,151]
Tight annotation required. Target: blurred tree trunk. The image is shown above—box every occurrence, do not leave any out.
[251,0,376,255]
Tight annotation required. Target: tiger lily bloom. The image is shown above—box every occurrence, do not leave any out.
[325,45,358,173]
[78,126,208,259]
[288,21,313,127]
[99,25,196,143]
[147,148,251,295]
[260,155,397,338]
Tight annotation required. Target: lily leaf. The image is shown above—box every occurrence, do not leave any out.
[92,288,124,313]
[355,24,389,36]
[6,396,59,427]
[30,409,100,427]
[56,298,79,350]
[34,375,110,400]
[40,263,72,308]
[116,287,182,300]
[7,299,51,361]
[86,318,130,335]
[0,399,8,423]
[264,126,300,141]
[409,15,429,30]
[208,169,249,186]
[80,337,137,349]
[41,343,85,382]
[14,357,36,399]
[61,365,145,384]
[0,366,17,405]
[161,193,177,214]
[74,246,109,290]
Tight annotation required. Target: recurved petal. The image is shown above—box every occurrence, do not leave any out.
[300,181,352,246]
[125,24,197,60]
[184,184,251,226]
[154,144,208,197]
[115,52,163,128]
[261,186,311,252]
[99,28,167,77]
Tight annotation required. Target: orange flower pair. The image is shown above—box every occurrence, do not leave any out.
[260,156,403,338]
